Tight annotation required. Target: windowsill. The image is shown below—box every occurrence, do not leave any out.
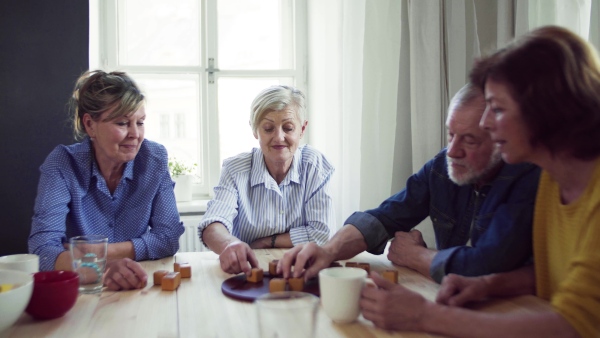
[177,198,209,215]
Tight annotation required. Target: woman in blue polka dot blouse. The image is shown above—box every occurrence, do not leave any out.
[28,70,185,291]
[199,85,334,275]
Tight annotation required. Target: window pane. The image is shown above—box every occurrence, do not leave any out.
[134,75,202,182]
[217,77,294,164]
[217,0,294,70]
[118,0,200,66]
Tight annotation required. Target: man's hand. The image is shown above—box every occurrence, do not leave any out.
[277,243,336,281]
[219,240,259,275]
[436,273,491,307]
[387,230,434,276]
[360,272,431,331]
[104,258,148,291]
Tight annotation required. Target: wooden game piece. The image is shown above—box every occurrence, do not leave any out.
[382,270,398,283]
[345,262,358,268]
[174,262,188,272]
[246,268,264,283]
[288,277,304,291]
[269,278,287,293]
[153,270,169,285]
[358,263,371,274]
[177,263,192,278]
[329,261,342,267]
[161,272,181,291]
[268,260,279,276]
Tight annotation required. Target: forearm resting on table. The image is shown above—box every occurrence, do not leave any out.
[107,242,135,260]
[54,241,136,271]
[422,302,578,338]
[483,265,536,297]
[250,233,292,249]
[325,224,369,260]
[409,247,437,278]
[202,222,239,254]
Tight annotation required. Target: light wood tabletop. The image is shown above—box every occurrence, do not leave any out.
[1,249,552,338]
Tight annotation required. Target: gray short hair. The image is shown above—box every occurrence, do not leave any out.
[250,85,306,132]
[448,83,485,114]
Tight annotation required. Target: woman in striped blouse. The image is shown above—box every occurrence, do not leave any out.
[199,85,335,275]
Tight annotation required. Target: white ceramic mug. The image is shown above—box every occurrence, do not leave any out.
[0,254,39,274]
[319,267,367,323]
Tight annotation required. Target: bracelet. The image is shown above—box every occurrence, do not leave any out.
[81,253,102,283]
[270,234,277,248]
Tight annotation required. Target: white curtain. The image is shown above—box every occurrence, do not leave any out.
[307,0,599,245]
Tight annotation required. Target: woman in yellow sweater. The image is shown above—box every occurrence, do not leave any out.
[359,26,600,337]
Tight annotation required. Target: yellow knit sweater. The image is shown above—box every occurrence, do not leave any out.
[534,164,600,338]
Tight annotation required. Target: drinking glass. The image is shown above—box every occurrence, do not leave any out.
[256,291,318,338]
[69,235,108,294]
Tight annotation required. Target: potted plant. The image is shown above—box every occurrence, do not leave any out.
[168,158,197,202]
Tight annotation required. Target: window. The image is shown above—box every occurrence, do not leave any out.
[96,0,307,196]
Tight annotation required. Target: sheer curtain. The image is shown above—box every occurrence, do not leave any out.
[307,0,599,244]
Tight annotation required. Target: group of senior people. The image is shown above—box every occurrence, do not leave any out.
[28,25,599,337]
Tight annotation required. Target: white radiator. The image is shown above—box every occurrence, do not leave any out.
[178,216,208,252]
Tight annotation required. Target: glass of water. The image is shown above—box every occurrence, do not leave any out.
[256,291,319,338]
[69,235,108,294]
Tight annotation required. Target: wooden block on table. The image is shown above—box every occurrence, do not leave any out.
[269,278,287,293]
[175,263,192,278]
[358,263,371,274]
[174,262,188,272]
[329,261,342,268]
[268,260,279,276]
[288,277,304,291]
[382,270,398,283]
[161,272,181,291]
[153,270,169,285]
[247,268,264,283]
[345,262,358,268]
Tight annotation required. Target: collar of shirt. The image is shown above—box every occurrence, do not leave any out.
[249,146,302,188]
[86,138,136,195]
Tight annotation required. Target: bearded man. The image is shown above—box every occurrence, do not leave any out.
[278,83,541,283]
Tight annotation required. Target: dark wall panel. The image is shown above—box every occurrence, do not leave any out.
[0,1,88,255]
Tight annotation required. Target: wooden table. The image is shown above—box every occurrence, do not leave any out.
[1,249,551,338]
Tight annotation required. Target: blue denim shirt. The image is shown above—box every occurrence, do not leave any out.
[346,148,540,283]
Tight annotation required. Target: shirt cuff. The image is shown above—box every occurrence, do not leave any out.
[344,211,390,254]
[430,246,460,283]
[197,217,232,247]
[37,246,67,271]
[131,238,148,261]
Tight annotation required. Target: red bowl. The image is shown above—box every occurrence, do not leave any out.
[25,270,79,320]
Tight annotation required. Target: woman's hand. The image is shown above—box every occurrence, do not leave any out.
[436,273,491,307]
[103,258,148,291]
[219,240,259,275]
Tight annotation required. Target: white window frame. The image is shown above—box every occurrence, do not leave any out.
[95,0,308,198]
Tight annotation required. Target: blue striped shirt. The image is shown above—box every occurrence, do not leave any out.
[199,145,334,246]
[29,138,184,271]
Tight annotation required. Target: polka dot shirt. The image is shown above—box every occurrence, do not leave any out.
[29,138,184,271]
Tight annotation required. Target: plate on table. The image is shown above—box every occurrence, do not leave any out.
[221,272,320,302]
